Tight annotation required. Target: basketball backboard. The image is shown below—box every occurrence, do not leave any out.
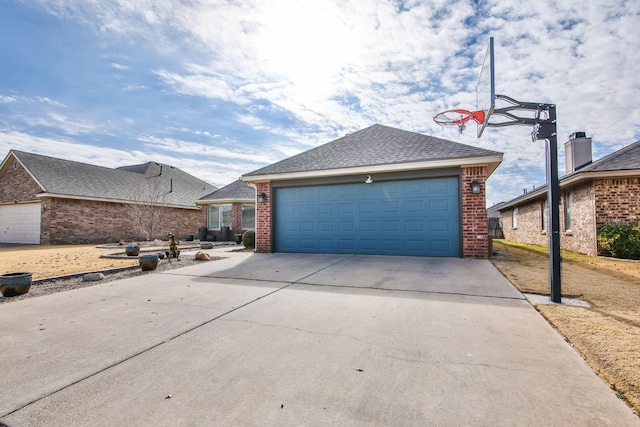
[476,37,495,138]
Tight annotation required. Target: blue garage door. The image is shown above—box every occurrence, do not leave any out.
[274,177,460,257]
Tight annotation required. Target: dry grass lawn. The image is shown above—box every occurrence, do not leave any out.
[0,245,139,279]
[491,239,640,416]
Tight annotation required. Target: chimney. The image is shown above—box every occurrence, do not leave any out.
[565,131,592,173]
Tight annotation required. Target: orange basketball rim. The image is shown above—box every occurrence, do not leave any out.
[433,109,485,127]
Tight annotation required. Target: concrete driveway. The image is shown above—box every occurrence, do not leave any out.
[0,251,637,426]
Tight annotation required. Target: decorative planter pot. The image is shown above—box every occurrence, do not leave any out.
[0,272,33,297]
[125,245,141,256]
[139,254,159,271]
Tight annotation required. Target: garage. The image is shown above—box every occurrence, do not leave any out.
[243,124,503,258]
[274,177,460,257]
[0,203,41,244]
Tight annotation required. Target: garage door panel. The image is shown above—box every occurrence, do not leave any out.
[274,177,460,257]
[0,203,41,244]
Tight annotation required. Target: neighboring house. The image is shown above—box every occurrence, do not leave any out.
[197,179,256,241]
[0,150,217,244]
[487,202,505,238]
[497,132,640,257]
[242,124,503,258]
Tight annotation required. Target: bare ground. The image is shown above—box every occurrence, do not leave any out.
[491,240,640,416]
[0,243,221,304]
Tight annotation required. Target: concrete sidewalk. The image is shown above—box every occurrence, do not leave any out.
[0,251,637,426]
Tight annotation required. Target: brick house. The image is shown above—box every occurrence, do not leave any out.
[242,124,503,258]
[0,150,216,244]
[497,133,640,257]
[197,179,255,242]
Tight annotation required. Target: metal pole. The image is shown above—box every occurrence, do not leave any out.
[545,105,562,303]
[489,97,562,303]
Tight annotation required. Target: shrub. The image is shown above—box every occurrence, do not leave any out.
[242,230,255,249]
[597,223,640,260]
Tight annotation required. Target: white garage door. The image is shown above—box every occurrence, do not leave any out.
[0,203,41,244]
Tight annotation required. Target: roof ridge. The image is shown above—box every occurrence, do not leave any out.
[12,150,138,174]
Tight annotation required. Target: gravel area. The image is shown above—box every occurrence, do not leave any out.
[0,252,217,305]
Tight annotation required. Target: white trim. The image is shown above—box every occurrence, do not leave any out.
[561,169,640,187]
[242,155,503,183]
[196,198,254,205]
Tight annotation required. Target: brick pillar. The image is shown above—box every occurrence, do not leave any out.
[255,182,272,253]
[231,202,243,234]
[461,166,489,258]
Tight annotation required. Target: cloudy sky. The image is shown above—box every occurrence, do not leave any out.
[1,0,638,206]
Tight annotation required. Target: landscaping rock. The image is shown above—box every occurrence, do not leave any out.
[83,273,105,282]
[195,251,211,261]
[200,242,214,249]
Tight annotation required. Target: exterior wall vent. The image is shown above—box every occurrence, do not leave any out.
[565,132,592,173]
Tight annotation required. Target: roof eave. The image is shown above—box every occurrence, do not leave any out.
[36,193,201,210]
[497,168,640,211]
[196,198,254,205]
[243,155,503,183]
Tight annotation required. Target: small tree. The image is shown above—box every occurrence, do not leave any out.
[126,176,169,241]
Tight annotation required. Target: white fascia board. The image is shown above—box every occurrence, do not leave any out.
[561,169,640,187]
[196,198,254,205]
[242,155,503,183]
[36,193,201,210]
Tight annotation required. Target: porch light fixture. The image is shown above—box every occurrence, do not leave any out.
[365,175,373,184]
[470,180,481,194]
[257,192,268,203]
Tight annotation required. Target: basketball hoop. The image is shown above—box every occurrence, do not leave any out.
[433,109,485,134]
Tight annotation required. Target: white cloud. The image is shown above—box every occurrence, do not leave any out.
[0,95,17,103]
[111,62,129,70]
[135,134,280,166]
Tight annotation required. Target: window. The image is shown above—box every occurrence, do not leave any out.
[541,199,548,232]
[564,192,573,231]
[208,204,232,230]
[512,208,518,229]
[241,204,255,230]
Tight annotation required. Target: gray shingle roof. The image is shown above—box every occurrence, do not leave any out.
[199,179,255,201]
[243,124,503,177]
[10,150,216,207]
[578,139,640,172]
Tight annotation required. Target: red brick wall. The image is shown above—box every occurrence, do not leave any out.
[461,166,489,258]
[44,197,204,244]
[255,182,272,253]
[594,177,640,255]
[594,178,640,226]
[0,158,42,202]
